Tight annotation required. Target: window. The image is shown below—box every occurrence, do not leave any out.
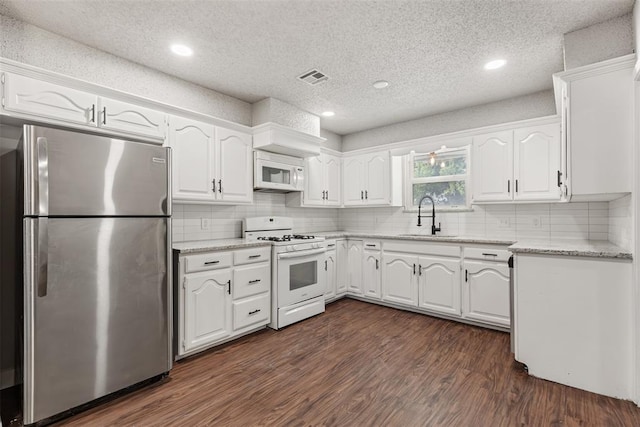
[405,146,470,210]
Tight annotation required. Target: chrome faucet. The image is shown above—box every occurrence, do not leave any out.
[417,195,441,235]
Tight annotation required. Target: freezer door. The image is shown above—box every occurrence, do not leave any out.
[23,125,169,216]
[23,217,171,425]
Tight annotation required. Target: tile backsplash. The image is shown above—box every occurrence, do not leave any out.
[172,193,633,250]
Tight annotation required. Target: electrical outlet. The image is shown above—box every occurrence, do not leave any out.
[201,218,211,230]
[497,218,510,228]
[532,216,542,228]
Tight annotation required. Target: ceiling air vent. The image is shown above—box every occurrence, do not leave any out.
[298,69,328,85]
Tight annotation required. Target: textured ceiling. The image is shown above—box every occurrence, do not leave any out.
[0,0,634,135]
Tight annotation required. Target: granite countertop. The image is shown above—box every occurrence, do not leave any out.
[173,233,632,260]
[173,238,271,254]
[313,231,514,246]
[508,239,632,260]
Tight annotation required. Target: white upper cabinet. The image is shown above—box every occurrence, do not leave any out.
[2,73,97,126]
[303,152,341,207]
[216,127,253,203]
[1,72,166,141]
[553,55,634,200]
[342,151,401,207]
[472,121,561,203]
[169,115,253,204]
[472,131,513,202]
[169,116,216,202]
[98,97,166,140]
[513,124,561,201]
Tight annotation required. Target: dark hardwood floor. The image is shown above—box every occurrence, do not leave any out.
[54,299,640,426]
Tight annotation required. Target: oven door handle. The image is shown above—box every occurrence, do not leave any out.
[278,248,326,260]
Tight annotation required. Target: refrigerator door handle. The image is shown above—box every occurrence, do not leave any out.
[37,218,48,297]
[37,137,50,215]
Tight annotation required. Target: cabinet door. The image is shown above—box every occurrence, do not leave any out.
[362,250,381,299]
[169,116,216,202]
[217,127,253,203]
[183,269,232,352]
[342,157,365,205]
[463,260,510,327]
[419,256,461,316]
[336,240,349,294]
[514,124,561,201]
[99,97,166,140]
[472,131,513,202]
[382,252,418,306]
[364,151,390,204]
[304,155,325,206]
[324,154,342,206]
[325,249,337,299]
[2,73,96,126]
[347,240,363,294]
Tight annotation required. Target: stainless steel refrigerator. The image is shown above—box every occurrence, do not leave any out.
[7,125,172,425]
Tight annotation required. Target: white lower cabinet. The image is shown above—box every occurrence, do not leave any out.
[418,256,461,316]
[336,240,348,295]
[462,260,510,327]
[362,242,381,299]
[382,252,418,307]
[177,246,271,358]
[324,242,337,300]
[347,240,363,294]
[183,269,232,352]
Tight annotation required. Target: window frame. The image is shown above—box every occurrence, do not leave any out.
[404,145,472,212]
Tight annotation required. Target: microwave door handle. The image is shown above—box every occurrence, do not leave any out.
[293,168,298,187]
[278,248,326,259]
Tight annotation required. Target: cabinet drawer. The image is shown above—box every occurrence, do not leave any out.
[184,252,232,273]
[363,241,381,251]
[233,264,271,299]
[463,247,510,262]
[233,293,270,330]
[234,247,271,265]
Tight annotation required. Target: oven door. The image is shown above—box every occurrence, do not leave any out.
[277,248,326,307]
[255,158,303,191]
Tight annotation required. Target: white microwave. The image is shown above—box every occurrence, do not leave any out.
[254,151,305,192]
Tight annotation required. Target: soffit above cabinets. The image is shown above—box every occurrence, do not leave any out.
[252,122,325,158]
[0,0,634,134]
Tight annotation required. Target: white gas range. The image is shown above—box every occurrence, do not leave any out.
[243,217,326,329]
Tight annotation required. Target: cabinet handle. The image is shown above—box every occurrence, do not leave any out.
[365,190,368,200]
[365,244,376,247]
[322,190,325,200]
[212,179,216,193]
[481,253,498,257]
[248,254,261,259]
[248,279,261,284]
[326,190,329,200]
[419,264,422,276]
[248,309,261,315]
[218,179,222,193]
[327,244,336,248]
[465,270,468,282]
[204,260,220,265]
[102,106,107,125]
[515,179,519,193]
[89,104,95,123]
[361,190,364,200]
[227,279,231,294]
[413,263,416,275]
[557,170,562,187]
[507,180,510,193]
[376,259,379,270]
[325,260,328,271]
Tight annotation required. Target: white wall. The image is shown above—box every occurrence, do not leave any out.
[320,129,342,152]
[609,194,633,250]
[340,202,611,242]
[563,13,633,70]
[0,14,252,125]
[341,90,555,152]
[634,2,640,76]
[172,193,339,242]
[252,97,320,136]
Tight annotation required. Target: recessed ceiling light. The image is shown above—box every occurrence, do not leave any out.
[170,44,193,57]
[373,80,389,89]
[484,59,506,70]
[321,111,335,117]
